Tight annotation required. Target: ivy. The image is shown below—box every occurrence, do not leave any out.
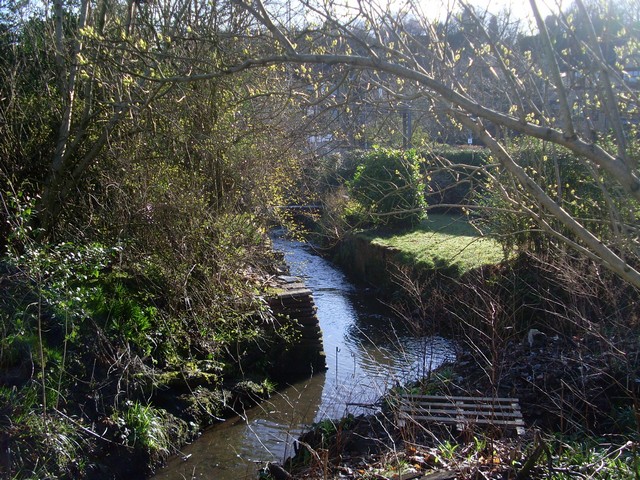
[348,147,426,228]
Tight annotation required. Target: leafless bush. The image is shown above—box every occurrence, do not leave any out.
[388,250,640,435]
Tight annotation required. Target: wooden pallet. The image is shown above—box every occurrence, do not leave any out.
[397,394,525,435]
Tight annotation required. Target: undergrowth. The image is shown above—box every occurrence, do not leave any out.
[288,209,640,480]
[0,192,288,479]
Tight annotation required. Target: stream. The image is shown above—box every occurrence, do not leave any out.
[153,235,454,480]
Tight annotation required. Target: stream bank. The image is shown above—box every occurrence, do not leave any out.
[330,230,639,428]
[152,234,454,480]
[277,326,640,480]
[274,232,640,479]
[86,276,326,479]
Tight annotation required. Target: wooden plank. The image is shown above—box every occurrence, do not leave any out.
[400,403,520,412]
[399,402,520,412]
[398,395,525,434]
[400,413,524,426]
[399,406,523,419]
[400,394,517,403]
[403,415,524,427]
[400,402,519,412]
[400,404,520,413]
[401,397,515,404]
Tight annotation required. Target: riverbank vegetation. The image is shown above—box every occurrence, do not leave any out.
[302,145,640,477]
[289,143,640,477]
[2,0,640,477]
[0,1,313,476]
[0,199,293,477]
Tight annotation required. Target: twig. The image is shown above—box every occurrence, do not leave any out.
[52,408,123,446]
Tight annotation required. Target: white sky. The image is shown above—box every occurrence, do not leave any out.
[473,0,568,23]
[287,0,570,31]
[407,0,571,32]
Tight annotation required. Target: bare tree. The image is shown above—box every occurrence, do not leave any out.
[194,0,640,289]
[4,0,639,290]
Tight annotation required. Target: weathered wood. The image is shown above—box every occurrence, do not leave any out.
[409,416,524,427]
[400,406,523,419]
[400,400,521,410]
[398,394,525,435]
[401,394,518,402]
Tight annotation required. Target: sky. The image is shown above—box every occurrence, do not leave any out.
[281,0,571,32]
[398,0,570,28]
[474,0,568,22]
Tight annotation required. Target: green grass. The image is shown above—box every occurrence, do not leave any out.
[362,214,505,275]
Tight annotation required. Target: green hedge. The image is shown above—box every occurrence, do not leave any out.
[347,147,426,228]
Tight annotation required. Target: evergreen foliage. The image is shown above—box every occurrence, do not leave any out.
[348,148,426,228]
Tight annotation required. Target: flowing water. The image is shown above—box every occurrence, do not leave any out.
[153,236,454,480]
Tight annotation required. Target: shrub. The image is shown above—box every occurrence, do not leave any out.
[472,138,628,255]
[114,401,169,455]
[348,148,425,228]
[420,145,489,209]
[422,145,487,167]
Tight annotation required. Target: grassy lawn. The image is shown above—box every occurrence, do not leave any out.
[361,214,506,275]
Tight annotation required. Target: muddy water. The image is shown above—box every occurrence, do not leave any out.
[153,236,454,480]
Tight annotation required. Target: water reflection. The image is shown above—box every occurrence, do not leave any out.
[153,236,454,480]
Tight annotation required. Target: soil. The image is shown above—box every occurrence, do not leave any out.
[445,329,637,433]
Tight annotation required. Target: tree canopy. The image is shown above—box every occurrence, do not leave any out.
[2,0,640,287]
[219,0,640,288]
